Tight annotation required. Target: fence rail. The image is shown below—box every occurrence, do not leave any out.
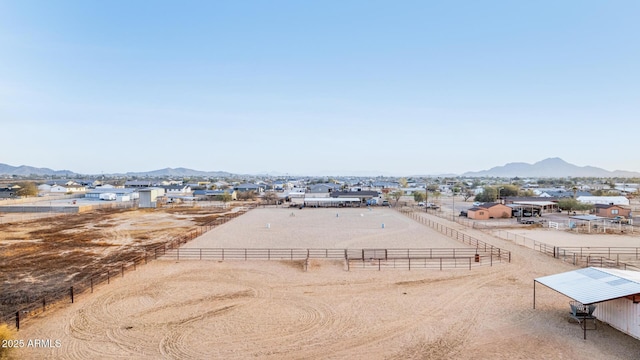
[347,254,495,270]
[493,230,640,271]
[160,247,504,263]
[398,209,511,263]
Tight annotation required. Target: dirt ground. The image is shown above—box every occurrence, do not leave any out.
[11,207,640,359]
[0,204,237,317]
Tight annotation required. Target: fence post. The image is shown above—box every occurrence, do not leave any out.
[108,270,110,284]
[70,286,74,303]
[16,311,19,331]
[177,248,180,261]
[121,264,124,277]
[43,297,46,312]
[91,277,94,293]
[378,259,381,271]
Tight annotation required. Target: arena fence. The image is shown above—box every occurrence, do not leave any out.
[398,209,511,263]
[493,230,640,271]
[160,247,505,271]
[0,204,257,331]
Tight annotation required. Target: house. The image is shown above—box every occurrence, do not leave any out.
[308,183,341,194]
[193,189,237,201]
[594,204,632,219]
[159,185,192,195]
[85,188,138,201]
[234,183,265,193]
[467,202,512,220]
[50,184,86,193]
[125,180,153,188]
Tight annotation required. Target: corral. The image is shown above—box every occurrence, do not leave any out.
[7,207,640,359]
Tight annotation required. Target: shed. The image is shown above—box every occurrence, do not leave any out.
[534,267,640,340]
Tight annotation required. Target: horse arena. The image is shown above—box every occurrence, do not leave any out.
[13,207,640,359]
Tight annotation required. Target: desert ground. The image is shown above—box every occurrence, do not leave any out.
[0,203,237,318]
[9,206,640,359]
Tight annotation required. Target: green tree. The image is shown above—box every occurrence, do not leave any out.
[399,178,408,188]
[474,187,496,202]
[431,190,441,206]
[261,192,279,205]
[413,191,426,203]
[557,198,594,214]
[462,189,475,202]
[390,190,404,206]
[220,191,232,203]
[237,190,257,201]
[16,182,38,197]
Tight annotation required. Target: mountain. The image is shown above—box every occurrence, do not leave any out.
[0,163,233,177]
[124,168,234,178]
[0,163,77,176]
[463,158,640,178]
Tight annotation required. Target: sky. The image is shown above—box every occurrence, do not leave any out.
[1,1,639,176]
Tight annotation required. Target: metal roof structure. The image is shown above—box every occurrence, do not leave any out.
[512,201,557,206]
[303,197,361,203]
[534,267,640,305]
[569,215,607,221]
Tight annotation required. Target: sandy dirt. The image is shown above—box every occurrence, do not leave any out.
[0,205,235,317]
[11,207,640,359]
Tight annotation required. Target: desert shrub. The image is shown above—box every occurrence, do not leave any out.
[0,323,16,359]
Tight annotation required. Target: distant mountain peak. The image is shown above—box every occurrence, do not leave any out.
[463,158,640,178]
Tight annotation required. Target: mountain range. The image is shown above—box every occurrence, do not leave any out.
[462,158,640,178]
[1,158,639,178]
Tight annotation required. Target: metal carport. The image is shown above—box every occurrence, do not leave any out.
[534,267,640,339]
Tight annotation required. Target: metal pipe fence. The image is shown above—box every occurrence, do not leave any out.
[0,204,257,331]
[398,209,511,263]
[493,230,640,271]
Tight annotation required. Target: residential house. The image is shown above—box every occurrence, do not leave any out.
[193,189,237,201]
[159,185,192,195]
[50,184,86,193]
[308,183,341,194]
[125,180,153,188]
[234,183,265,193]
[85,188,138,201]
[467,202,512,220]
[594,204,632,219]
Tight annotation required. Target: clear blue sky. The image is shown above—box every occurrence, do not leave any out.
[1,1,638,176]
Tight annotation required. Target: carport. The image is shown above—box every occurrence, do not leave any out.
[511,201,558,216]
[303,197,361,207]
[534,267,640,339]
[568,215,608,233]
